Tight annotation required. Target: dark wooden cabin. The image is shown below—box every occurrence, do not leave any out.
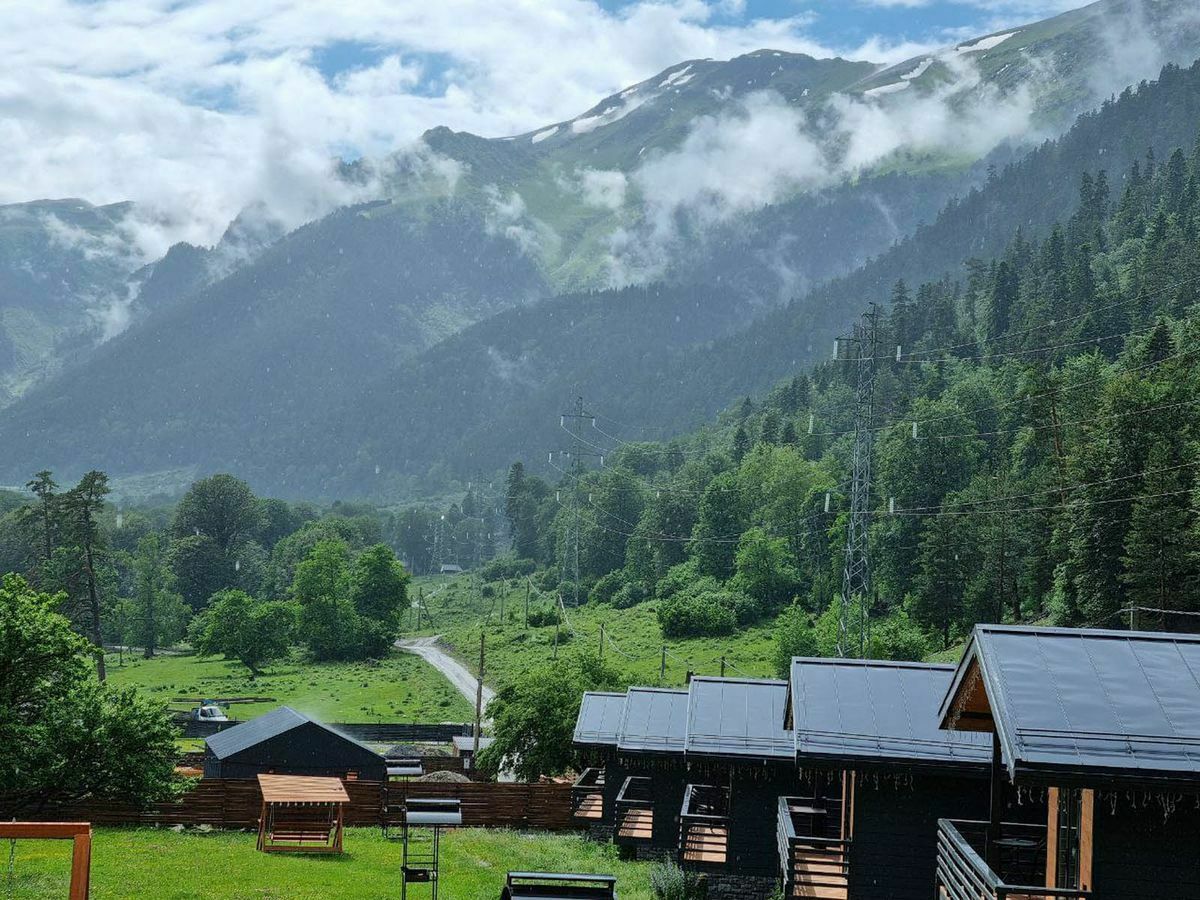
[785,658,996,900]
[571,691,627,827]
[938,624,1200,900]
[611,687,690,855]
[680,676,795,880]
[203,706,387,781]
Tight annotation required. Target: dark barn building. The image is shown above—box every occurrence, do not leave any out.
[938,625,1200,900]
[203,706,387,781]
[784,658,996,900]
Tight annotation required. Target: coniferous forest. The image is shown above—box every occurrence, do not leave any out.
[501,142,1200,660]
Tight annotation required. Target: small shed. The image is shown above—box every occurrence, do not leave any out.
[452,734,495,771]
[204,706,387,781]
[255,774,348,853]
[439,564,464,575]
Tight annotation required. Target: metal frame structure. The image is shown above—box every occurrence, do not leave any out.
[399,797,462,900]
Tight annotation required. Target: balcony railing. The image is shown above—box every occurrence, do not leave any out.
[571,767,605,821]
[937,819,1092,900]
[777,796,849,899]
[679,784,729,868]
[614,776,654,845]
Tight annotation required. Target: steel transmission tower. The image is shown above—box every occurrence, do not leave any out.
[552,396,603,607]
[838,304,882,657]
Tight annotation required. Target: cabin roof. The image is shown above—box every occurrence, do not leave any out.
[205,705,383,761]
[617,687,689,753]
[940,624,1200,784]
[573,691,628,746]
[452,735,495,752]
[685,676,793,759]
[791,658,992,769]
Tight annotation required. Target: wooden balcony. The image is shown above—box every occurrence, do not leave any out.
[679,784,729,868]
[937,819,1092,900]
[571,767,605,821]
[777,796,849,899]
[614,776,654,845]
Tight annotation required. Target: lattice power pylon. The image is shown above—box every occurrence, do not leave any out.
[838,304,882,657]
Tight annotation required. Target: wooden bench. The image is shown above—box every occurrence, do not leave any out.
[501,872,618,900]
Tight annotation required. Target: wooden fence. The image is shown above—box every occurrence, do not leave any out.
[177,719,474,742]
[11,780,574,832]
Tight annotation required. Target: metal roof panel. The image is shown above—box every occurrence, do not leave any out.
[617,687,688,753]
[573,691,627,746]
[684,677,793,759]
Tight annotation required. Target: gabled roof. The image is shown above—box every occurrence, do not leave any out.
[205,705,383,761]
[573,691,627,746]
[940,625,1200,785]
[685,676,793,759]
[618,687,689,753]
[792,658,991,770]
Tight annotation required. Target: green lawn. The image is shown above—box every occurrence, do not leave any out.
[409,575,783,689]
[106,648,474,723]
[3,827,654,899]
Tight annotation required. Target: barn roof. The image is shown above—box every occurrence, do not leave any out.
[792,658,991,770]
[940,625,1200,785]
[573,692,628,746]
[617,687,688,753]
[205,706,383,761]
[685,677,792,759]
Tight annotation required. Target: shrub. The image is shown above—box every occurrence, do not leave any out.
[527,603,561,628]
[612,580,651,609]
[658,590,737,638]
[588,570,627,605]
[479,555,537,582]
[656,560,704,600]
[649,861,704,900]
[535,569,559,591]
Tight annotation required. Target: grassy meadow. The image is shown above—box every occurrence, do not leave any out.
[105,647,474,723]
[407,574,784,689]
[2,827,654,900]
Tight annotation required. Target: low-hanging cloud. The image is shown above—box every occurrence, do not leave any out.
[0,0,936,266]
[608,48,1048,284]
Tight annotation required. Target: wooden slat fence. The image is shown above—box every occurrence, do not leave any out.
[6,780,574,832]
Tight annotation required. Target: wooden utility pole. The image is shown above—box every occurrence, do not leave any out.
[599,623,605,659]
[659,646,667,684]
[473,632,485,756]
[524,582,530,629]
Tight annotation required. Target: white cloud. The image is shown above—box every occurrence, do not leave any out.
[0,0,930,257]
[611,48,1048,283]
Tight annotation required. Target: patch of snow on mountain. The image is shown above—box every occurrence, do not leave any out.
[531,126,559,144]
[571,92,652,135]
[864,81,910,97]
[659,65,694,88]
[902,58,934,80]
[956,32,1017,55]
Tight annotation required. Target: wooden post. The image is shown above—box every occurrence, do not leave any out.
[524,582,530,629]
[599,623,605,659]
[660,646,667,684]
[719,656,726,677]
[69,830,91,900]
[987,731,1003,872]
[553,618,560,659]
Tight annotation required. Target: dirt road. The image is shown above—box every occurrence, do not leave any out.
[396,636,495,721]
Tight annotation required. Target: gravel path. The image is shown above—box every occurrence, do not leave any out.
[396,636,495,722]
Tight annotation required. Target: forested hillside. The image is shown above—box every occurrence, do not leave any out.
[497,129,1200,657]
